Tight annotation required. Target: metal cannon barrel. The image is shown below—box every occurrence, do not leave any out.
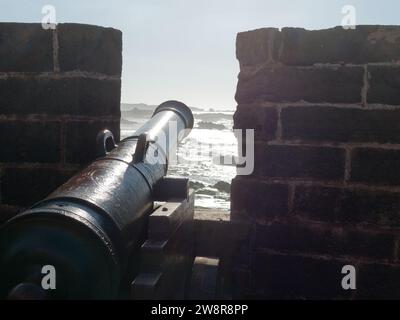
[0,100,194,299]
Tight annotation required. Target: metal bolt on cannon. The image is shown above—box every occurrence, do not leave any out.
[0,100,203,299]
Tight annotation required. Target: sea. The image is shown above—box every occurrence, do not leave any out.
[120,103,237,211]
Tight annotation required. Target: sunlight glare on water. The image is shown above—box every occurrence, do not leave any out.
[121,109,237,210]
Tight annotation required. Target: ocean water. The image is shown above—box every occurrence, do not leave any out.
[120,107,237,210]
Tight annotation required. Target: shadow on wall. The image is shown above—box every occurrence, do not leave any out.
[231,25,400,299]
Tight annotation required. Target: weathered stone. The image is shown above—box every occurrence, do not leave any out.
[0,77,121,116]
[58,23,122,76]
[261,144,345,180]
[0,23,53,72]
[351,148,400,186]
[253,251,353,299]
[279,26,400,65]
[293,186,400,227]
[236,28,280,67]
[232,24,400,300]
[231,177,288,222]
[255,222,395,260]
[235,66,363,104]
[368,65,400,105]
[0,121,60,163]
[234,105,277,140]
[282,106,400,143]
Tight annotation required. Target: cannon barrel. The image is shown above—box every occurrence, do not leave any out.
[0,100,194,299]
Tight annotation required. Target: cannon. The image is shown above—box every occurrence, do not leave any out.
[0,100,198,299]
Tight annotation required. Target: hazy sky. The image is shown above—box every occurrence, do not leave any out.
[1,0,399,108]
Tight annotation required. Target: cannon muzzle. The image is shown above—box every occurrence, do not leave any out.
[0,100,194,299]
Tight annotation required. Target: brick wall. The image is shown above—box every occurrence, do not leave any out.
[232,26,400,299]
[0,23,121,216]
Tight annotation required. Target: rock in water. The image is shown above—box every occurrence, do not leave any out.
[197,121,226,130]
[212,181,231,193]
[198,187,218,196]
[189,180,206,190]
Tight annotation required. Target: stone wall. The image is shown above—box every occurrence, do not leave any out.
[232,26,400,299]
[0,23,121,217]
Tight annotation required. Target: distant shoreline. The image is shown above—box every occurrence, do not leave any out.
[120,102,234,113]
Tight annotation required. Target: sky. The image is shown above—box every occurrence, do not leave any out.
[0,0,399,109]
